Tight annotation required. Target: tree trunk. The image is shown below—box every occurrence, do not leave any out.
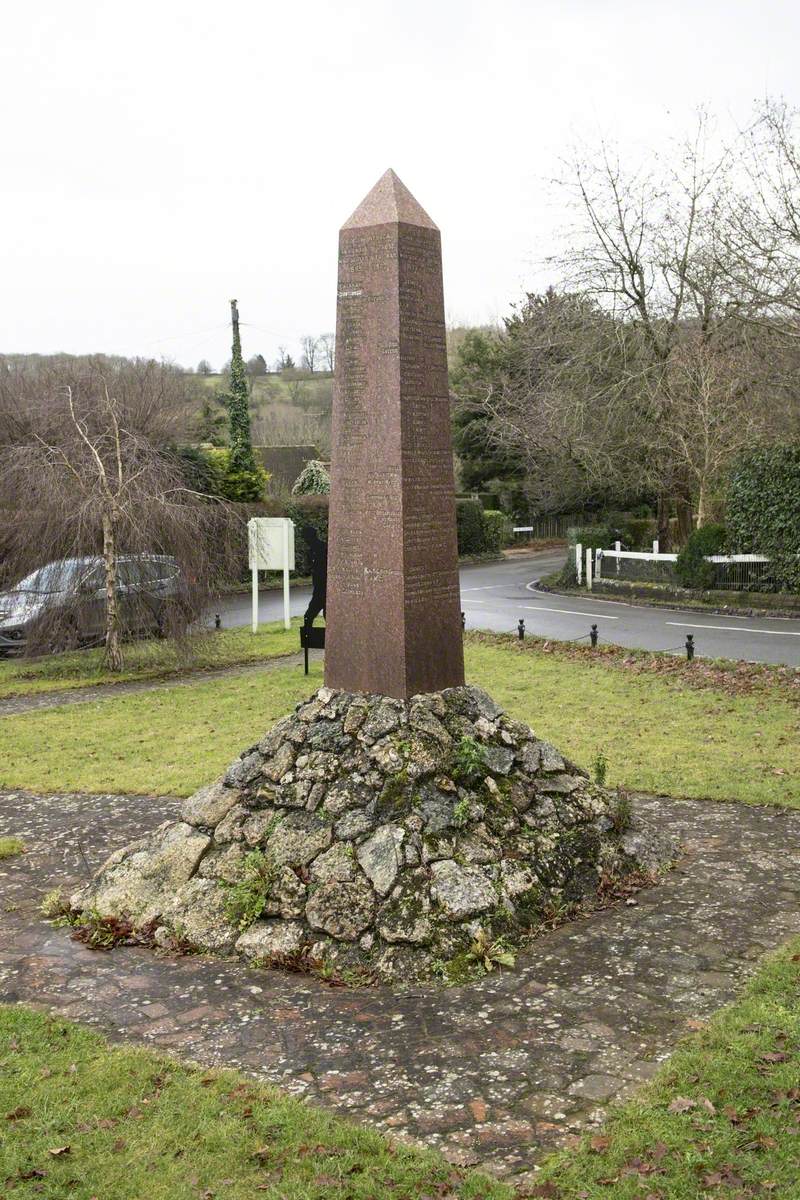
[102,509,123,672]
[656,493,672,553]
[696,482,708,528]
[676,495,694,543]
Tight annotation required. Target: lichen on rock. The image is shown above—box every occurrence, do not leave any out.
[70,684,677,984]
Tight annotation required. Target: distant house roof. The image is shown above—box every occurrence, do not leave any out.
[254,445,317,490]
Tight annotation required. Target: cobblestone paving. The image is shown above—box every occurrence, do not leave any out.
[2,788,800,1185]
[0,651,316,717]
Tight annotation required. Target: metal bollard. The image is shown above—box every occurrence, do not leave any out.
[686,634,694,661]
[517,619,525,639]
[590,623,598,648]
[214,613,221,630]
[461,611,466,632]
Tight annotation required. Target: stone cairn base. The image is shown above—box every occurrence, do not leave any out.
[71,685,674,984]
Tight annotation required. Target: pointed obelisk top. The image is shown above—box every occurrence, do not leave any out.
[341,168,439,231]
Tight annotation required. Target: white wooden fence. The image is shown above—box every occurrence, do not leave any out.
[574,542,771,591]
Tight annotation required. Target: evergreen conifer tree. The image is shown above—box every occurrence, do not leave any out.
[226,299,257,473]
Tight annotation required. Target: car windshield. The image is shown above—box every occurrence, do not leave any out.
[10,562,85,594]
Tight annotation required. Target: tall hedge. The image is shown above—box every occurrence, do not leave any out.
[456,499,487,555]
[676,523,727,589]
[483,509,511,553]
[727,446,800,591]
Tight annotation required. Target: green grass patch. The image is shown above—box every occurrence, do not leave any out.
[0,622,301,699]
[0,640,797,804]
[0,662,321,796]
[535,938,800,1198]
[0,1004,508,1200]
[467,640,800,808]
[0,836,25,859]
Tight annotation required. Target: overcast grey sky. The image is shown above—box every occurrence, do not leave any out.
[2,0,798,369]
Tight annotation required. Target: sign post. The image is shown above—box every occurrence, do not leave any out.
[248,518,296,632]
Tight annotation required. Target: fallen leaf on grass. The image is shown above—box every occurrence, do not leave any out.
[621,1157,656,1176]
[5,1105,32,1120]
[589,1135,610,1152]
[667,1096,697,1113]
[48,1145,71,1157]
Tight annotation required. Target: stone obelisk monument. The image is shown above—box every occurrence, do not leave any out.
[325,169,465,699]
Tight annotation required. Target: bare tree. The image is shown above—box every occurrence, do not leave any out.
[318,332,335,372]
[723,99,800,327]
[551,117,746,543]
[663,334,769,525]
[299,335,319,373]
[284,376,310,407]
[0,359,240,671]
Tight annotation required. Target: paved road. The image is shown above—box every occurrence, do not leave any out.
[217,551,800,667]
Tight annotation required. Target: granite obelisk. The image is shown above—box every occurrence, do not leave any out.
[325,169,465,698]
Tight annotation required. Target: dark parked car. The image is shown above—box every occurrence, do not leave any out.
[0,555,183,655]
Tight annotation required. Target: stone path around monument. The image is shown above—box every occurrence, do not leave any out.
[2,788,800,1186]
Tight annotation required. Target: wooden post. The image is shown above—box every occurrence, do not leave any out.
[282,520,291,630]
[576,542,582,586]
[585,546,593,591]
[615,540,621,575]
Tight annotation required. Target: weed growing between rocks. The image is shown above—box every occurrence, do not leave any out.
[221,850,278,931]
[39,888,71,920]
[609,792,633,834]
[69,910,159,951]
[592,749,609,786]
[0,837,25,859]
[43,900,200,957]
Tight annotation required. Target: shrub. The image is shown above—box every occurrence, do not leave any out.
[619,515,656,550]
[557,552,579,588]
[201,447,269,502]
[483,509,512,553]
[727,445,800,591]
[456,499,488,555]
[567,523,617,551]
[291,459,330,496]
[676,523,727,589]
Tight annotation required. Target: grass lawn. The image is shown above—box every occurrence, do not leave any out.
[0,640,796,804]
[0,1005,507,1200]
[467,640,800,808]
[0,622,302,699]
[0,662,322,796]
[535,938,800,1198]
